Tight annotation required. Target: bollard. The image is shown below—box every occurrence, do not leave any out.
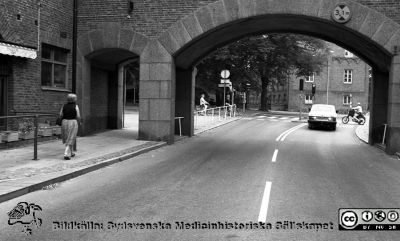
[33,115,38,160]
[382,124,387,145]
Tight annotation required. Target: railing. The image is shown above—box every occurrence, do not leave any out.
[194,104,237,129]
[0,113,61,160]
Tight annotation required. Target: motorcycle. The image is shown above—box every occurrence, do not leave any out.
[342,109,365,125]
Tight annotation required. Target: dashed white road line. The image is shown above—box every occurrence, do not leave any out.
[271,149,278,162]
[258,181,272,222]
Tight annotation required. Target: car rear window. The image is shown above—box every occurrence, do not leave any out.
[311,105,335,112]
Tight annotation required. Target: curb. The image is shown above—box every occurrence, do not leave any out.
[194,112,261,135]
[0,142,167,203]
[355,125,368,144]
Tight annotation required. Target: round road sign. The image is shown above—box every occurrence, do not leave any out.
[221,70,230,79]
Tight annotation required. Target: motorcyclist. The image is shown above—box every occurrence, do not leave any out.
[353,102,363,120]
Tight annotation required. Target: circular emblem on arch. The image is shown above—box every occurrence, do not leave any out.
[331,3,352,24]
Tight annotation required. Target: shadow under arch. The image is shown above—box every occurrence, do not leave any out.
[82,47,139,135]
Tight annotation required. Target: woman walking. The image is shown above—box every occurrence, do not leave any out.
[59,93,81,160]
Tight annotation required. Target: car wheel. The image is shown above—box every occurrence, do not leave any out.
[332,124,336,131]
[308,124,313,129]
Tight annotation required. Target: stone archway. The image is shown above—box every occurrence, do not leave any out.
[138,0,400,153]
[76,22,149,136]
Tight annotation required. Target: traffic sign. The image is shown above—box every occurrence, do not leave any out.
[332,4,351,23]
[220,79,231,84]
[221,70,230,79]
[218,83,232,88]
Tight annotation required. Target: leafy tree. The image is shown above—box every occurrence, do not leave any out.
[196,33,328,110]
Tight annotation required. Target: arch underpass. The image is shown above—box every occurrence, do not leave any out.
[135,0,400,154]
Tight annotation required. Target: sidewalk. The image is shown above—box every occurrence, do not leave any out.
[0,110,252,203]
[0,128,165,203]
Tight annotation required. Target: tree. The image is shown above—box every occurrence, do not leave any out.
[196,33,328,110]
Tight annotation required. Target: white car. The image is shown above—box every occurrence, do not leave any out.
[308,104,337,130]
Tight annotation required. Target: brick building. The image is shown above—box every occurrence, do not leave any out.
[287,43,371,114]
[0,0,73,132]
[1,0,400,152]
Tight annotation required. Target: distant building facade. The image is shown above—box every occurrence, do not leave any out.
[287,44,371,114]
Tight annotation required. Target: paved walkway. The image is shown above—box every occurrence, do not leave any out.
[0,109,252,203]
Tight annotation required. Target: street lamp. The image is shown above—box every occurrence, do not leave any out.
[326,50,334,104]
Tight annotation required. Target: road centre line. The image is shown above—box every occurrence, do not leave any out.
[271,149,278,163]
[275,123,305,141]
[280,123,307,141]
[258,181,272,222]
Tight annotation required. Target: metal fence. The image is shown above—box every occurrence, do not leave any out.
[194,105,237,129]
[0,112,60,160]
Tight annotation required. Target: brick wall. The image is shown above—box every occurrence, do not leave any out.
[0,0,74,121]
[77,0,400,39]
[355,0,400,24]
[77,0,216,38]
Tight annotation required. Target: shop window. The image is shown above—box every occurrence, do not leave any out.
[41,44,68,88]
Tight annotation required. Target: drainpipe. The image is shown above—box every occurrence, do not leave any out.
[72,0,78,93]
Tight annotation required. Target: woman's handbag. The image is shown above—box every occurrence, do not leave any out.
[56,116,62,126]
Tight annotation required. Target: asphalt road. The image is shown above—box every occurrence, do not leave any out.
[1,114,399,241]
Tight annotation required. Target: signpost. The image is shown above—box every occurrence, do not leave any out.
[219,70,230,106]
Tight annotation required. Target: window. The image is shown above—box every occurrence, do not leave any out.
[305,74,314,83]
[344,69,353,84]
[305,94,313,104]
[41,44,68,88]
[344,50,354,58]
[343,95,351,105]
